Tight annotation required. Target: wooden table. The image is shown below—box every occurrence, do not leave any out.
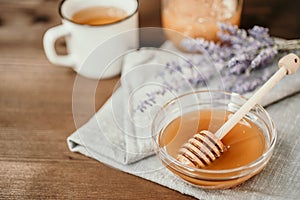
[0,0,299,199]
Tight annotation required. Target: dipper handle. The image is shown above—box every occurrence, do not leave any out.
[215,53,300,139]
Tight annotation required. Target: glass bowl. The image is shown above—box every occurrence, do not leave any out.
[152,90,276,189]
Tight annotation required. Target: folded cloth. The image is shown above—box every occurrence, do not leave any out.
[67,42,300,199]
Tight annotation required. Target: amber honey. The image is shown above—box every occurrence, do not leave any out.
[159,109,267,170]
[161,0,243,48]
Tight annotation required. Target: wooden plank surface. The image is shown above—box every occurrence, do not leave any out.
[0,0,299,199]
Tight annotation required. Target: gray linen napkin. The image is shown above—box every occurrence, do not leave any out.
[67,43,300,199]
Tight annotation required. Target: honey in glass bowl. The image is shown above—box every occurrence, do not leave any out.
[152,91,276,189]
[159,109,266,170]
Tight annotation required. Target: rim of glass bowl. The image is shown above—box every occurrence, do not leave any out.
[152,90,277,175]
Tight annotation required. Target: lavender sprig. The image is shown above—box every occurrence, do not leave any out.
[136,23,300,112]
[227,68,273,94]
[250,47,278,70]
[136,58,214,112]
[225,54,252,75]
[181,23,300,78]
[179,23,291,93]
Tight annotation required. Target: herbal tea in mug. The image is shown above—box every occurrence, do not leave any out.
[71,6,128,25]
[43,0,139,79]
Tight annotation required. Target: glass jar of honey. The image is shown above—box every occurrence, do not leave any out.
[161,0,243,48]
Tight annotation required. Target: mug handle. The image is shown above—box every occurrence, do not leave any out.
[43,25,74,67]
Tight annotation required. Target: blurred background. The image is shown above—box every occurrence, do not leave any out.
[0,0,299,49]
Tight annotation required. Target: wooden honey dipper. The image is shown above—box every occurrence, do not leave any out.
[177,53,300,168]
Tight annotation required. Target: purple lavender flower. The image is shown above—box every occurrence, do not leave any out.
[136,23,283,112]
[248,26,269,38]
[228,68,273,93]
[146,92,157,104]
[248,26,274,46]
[188,73,206,87]
[181,38,221,54]
[217,23,247,46]
[136,58,212,112]
[137,101,147,113]
[250,47,278,70]
[165,61,183,74]
[218,22,238,35]
[230,78,262,93]
[179,23,281,94]
[225,54,252,75]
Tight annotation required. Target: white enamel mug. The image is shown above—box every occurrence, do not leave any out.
[43,0,139,79]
